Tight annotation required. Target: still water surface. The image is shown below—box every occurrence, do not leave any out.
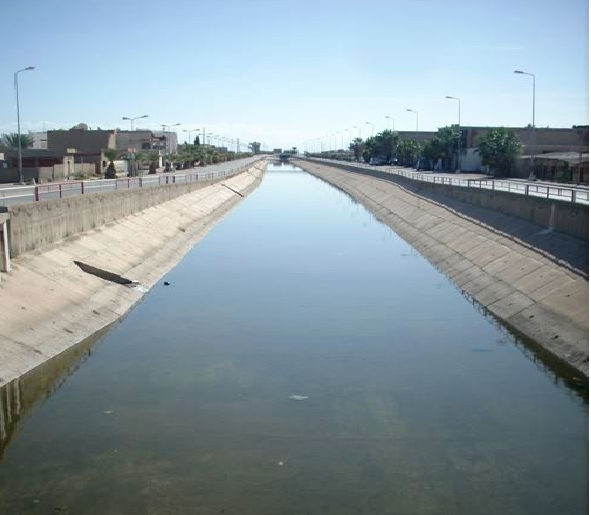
[0,163,587,514]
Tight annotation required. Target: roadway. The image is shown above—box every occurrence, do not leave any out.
[0,156,262,207]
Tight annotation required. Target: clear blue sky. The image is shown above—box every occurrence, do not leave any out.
[0,0,588,150]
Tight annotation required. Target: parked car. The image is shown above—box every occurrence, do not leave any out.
[416,158,431,171]
[369,157,387,165]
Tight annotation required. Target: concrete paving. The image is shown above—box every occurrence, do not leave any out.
[0,161,266,387]
[295,159,589,375]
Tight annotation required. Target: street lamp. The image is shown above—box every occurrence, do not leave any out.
[365,122,374,137]
[514,70,536,180]
[385,115,395,131]
[445,96,461,173]
[184,128,200,145]
[121,114,148,131]
[14,66,35,184]
[406,109,419,132]
[352,125,360,139]
[161,123,181,164]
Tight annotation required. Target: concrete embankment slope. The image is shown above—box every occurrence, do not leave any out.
[0,163,265,387]
[295,159,589,375]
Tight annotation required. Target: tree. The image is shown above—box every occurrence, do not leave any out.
[103,148,119,178]
[420,126,461,170]
[369,130,398,162]
[362,148,371,163]
[397,139,421,166]
[349,137,365,161]
[194,135,200,146]
[2,133,34,148]
[138,151,160,174]
[421,137,443,168]
[249,141,261,154]
[477,128,521,176]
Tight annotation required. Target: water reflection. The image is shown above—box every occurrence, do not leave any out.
[0,163,587,515]
[0,327,109,460]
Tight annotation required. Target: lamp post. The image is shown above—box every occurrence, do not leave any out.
[184,128,199,145]
[365,122,374,137]
[344,128,350,149]
[121,114,148,131]
[514,70,536,180]
[406,109,418,131]
[339,131,343,150]
[14,66,35,184]
[161,123,181,167]
[445,96,461,173]
[385,115,395,131]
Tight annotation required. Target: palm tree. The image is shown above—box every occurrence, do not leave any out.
[2,133,34,148]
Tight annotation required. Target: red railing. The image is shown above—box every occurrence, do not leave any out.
[0,160,260,206]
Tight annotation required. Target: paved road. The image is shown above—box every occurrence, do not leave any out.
[0,156,262,207]
[311,158,589,205]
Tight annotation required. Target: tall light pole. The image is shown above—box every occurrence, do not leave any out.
[406,109,418,132]
[365,121,374,137]
[344,128,350,149]
[161,123,181,165]
[385,115,395,131]
[514,70,536,180]
[184,128,200,145]
[121,114,148,131]
[339,131,343,150]
[445,96,461,173]
[352,125,360,139]
[14,66,35,184]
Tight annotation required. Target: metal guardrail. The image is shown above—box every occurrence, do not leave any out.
[0,159,261,206]
[311,158,589,205]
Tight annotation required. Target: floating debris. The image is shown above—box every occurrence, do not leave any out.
[103,410,113,415]
[164,281,171,286]
[289,395,309,401]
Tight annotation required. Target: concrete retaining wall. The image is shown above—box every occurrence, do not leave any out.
[296,159,588,375]
[309,160,588,241]
[8,178,223,257]
[0,162,266,387]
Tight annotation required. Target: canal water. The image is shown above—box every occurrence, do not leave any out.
[0,163,587,514]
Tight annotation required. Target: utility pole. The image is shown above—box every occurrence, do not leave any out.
[445,96,461,173]
[514,70,537,180]
[14,66,35,184]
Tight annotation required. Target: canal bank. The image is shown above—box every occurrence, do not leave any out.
[294,159,589,375]
[0,162,265,387]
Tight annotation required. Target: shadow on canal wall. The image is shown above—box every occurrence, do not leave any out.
[295,159,589,377]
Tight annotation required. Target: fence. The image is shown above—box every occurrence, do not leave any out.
[313,158,590,205]
[0,160,259,207]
